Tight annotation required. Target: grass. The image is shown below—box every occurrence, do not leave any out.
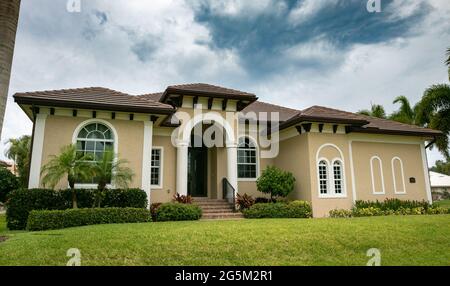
[0,214,449,266]
[435,199,450,209]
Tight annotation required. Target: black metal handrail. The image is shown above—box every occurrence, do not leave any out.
[222,177,236,212]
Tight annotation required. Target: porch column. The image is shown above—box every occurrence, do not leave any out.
[29,113,47,188]
[226,142,238,198]
[176,141,189,196]
[141,121,153,209]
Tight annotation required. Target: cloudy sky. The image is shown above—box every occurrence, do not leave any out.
[2,0,450,165]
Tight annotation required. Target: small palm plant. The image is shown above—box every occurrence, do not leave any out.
[41,144,94,208]
[92,150,134,207]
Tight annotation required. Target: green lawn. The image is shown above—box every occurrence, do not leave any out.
[0,214,449,266]
[435,199,450,209]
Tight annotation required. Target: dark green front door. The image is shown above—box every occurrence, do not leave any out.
[188,146,208,197]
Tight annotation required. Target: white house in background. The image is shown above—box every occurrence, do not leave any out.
[429,171,450,201]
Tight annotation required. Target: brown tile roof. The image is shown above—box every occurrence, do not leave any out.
[14,87,174,114]
[241,101,300,122]
[137,92,163,102]
[13,84,441,137]
[277,105,440,137]
[161,83,257,102]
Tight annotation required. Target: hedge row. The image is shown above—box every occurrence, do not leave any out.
[243,201,312,219]
[6,188,147,230]
[355,199,431,211]
[330,199,450,218]
[155,203,202,222]
[27,208,151,231]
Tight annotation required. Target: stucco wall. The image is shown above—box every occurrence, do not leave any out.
[273,134,311,202]
[150,135,176,203]
[40,116,144,190]
[351,141,427,201]
[306,133,354,217]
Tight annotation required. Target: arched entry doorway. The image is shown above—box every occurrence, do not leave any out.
[175,111,238,199]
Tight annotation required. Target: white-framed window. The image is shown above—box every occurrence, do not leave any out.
[391,156,406,194]
[316,143,347,198]
[318,160,329,194]
[75,122,115,185]
[333,160,343,194]
[151,147,163,188]
[237,136,258,180]
[370,156,385,195]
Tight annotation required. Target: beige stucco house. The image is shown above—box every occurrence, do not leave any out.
[14,83,441,217]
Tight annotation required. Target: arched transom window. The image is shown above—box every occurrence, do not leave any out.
[76,122,114,161]
[237,137,258,179]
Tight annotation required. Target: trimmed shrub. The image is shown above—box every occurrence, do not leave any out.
[256,166,295,199]
[286,201,312,218]
[6,188,148,230]
[243,201,312,219]
[0,167,19,203]
[254,197,271,204]
[329,209,353,218]
[102,188,147,208]
[352,207,384,217]
[26,207,151,231]
[426,206,449,215]
[6,189,66,230]
[155,203,202,222]
[355,199,430,211]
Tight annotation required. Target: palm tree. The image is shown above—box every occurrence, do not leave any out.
[4,135,30,187]
[446,47,450,81]
[0,0,21,137]
[92,150,134,207]
[357,104,387,118]
[416,84,450,160]
[41,145,94,208]
[389,95,418,125]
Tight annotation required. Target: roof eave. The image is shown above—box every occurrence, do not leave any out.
[14,96,175,115]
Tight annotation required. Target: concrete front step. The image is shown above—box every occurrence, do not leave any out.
[202,212,244,219]
[202,208,236,213]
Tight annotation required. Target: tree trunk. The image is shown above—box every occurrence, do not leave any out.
[69,181,77,209]
[0,0,21,137]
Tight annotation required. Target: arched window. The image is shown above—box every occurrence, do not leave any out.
[391,157,406,194]
[318,160,329,194]
[76,122,114,160]
[333,160,343,194]
[76,122,115,184]
[370,156,385,194]
[237,137,258,179]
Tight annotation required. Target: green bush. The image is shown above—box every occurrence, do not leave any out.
[243,201,312,219]
[330,204,449,218]
[6,188,148,230]
[286,201,312,218]
[102,188,147,208]
[26,207,151,231]
[0,167,19,203]
[355,199,430,211]
[352,207,384,217]
[329,209,353,218]
[256,166,295,199]
[6,189,66,230]
[155,203,202,222]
